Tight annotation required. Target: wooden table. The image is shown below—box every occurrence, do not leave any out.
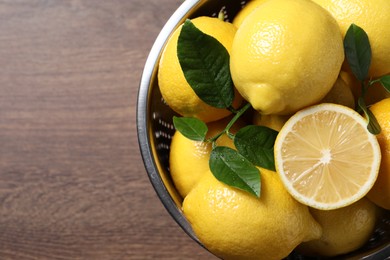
[0,1,216,259]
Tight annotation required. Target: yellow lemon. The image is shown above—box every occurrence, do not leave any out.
[311,0,390,78]
[339,70,361,101]
[232,0,268,28]
[182,169,322,260]
[230,0,344,115]
[158,17,241,122]
[253,113,290,132]
[366,98,390,209]
[320,75,355,109]
[274,103,381,210]
[170,117,244,198]
[298,198,379,257]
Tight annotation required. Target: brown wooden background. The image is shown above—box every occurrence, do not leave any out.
[0,0,216,259]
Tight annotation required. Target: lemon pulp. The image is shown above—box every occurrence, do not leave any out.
[275,103,381,210]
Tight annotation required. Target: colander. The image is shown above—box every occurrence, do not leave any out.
[137,0,390,258]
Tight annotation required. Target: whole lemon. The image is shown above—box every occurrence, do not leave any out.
[158,17,241,123]
[366,98,390,209]
[182,168,322,260]
[230,0,344,115]
[253,113,290,131]
[339,70,360,100]
[170,117,244,198]
[232,0,268,28]
[297,198,378,257]
[311,0,390,78]
[320,75,355,108]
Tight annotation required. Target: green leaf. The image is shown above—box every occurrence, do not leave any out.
[209,146,261,197]
[358,97,381,135]
[234,125,278,171]
[173,116,208,141]
[344,24,372,81]
[177,19,234,109]
[379,75,390,93]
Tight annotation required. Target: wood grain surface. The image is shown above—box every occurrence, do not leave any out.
[0,1,216,259]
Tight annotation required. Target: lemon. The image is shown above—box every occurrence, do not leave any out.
[170,131,210,198]
[274,103,381,210]
[158,17,241,122]
[339,70,360,101]
[182,169,322,260]
[320,75,355,109]
[230,0,344,115]
[298,198,378,257]
[367,98,390,209]
[253,113,290,132]
[232,0,268,28]
[311,0,390,78]
[170,117,243,198]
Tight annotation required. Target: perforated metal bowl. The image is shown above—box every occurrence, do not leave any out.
[137,0,390,258]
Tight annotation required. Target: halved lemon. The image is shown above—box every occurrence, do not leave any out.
[274,103,381,210]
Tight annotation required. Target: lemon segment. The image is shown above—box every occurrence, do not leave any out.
[274,103,381,210]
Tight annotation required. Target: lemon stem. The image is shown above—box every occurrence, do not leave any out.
[356,81,369,113]
[356,80,381,134]
[369,78,381,86]
[361,81,368,96]
[226,102,251,133]
[207,103,251,145]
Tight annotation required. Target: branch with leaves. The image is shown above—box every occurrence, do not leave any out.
[172,20,388,198]
[344,24,390,134]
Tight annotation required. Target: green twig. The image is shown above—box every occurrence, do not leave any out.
[225,103,251,133]
[207,103,252,145]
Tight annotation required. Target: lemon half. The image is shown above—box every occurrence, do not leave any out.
[274,103,381,210]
